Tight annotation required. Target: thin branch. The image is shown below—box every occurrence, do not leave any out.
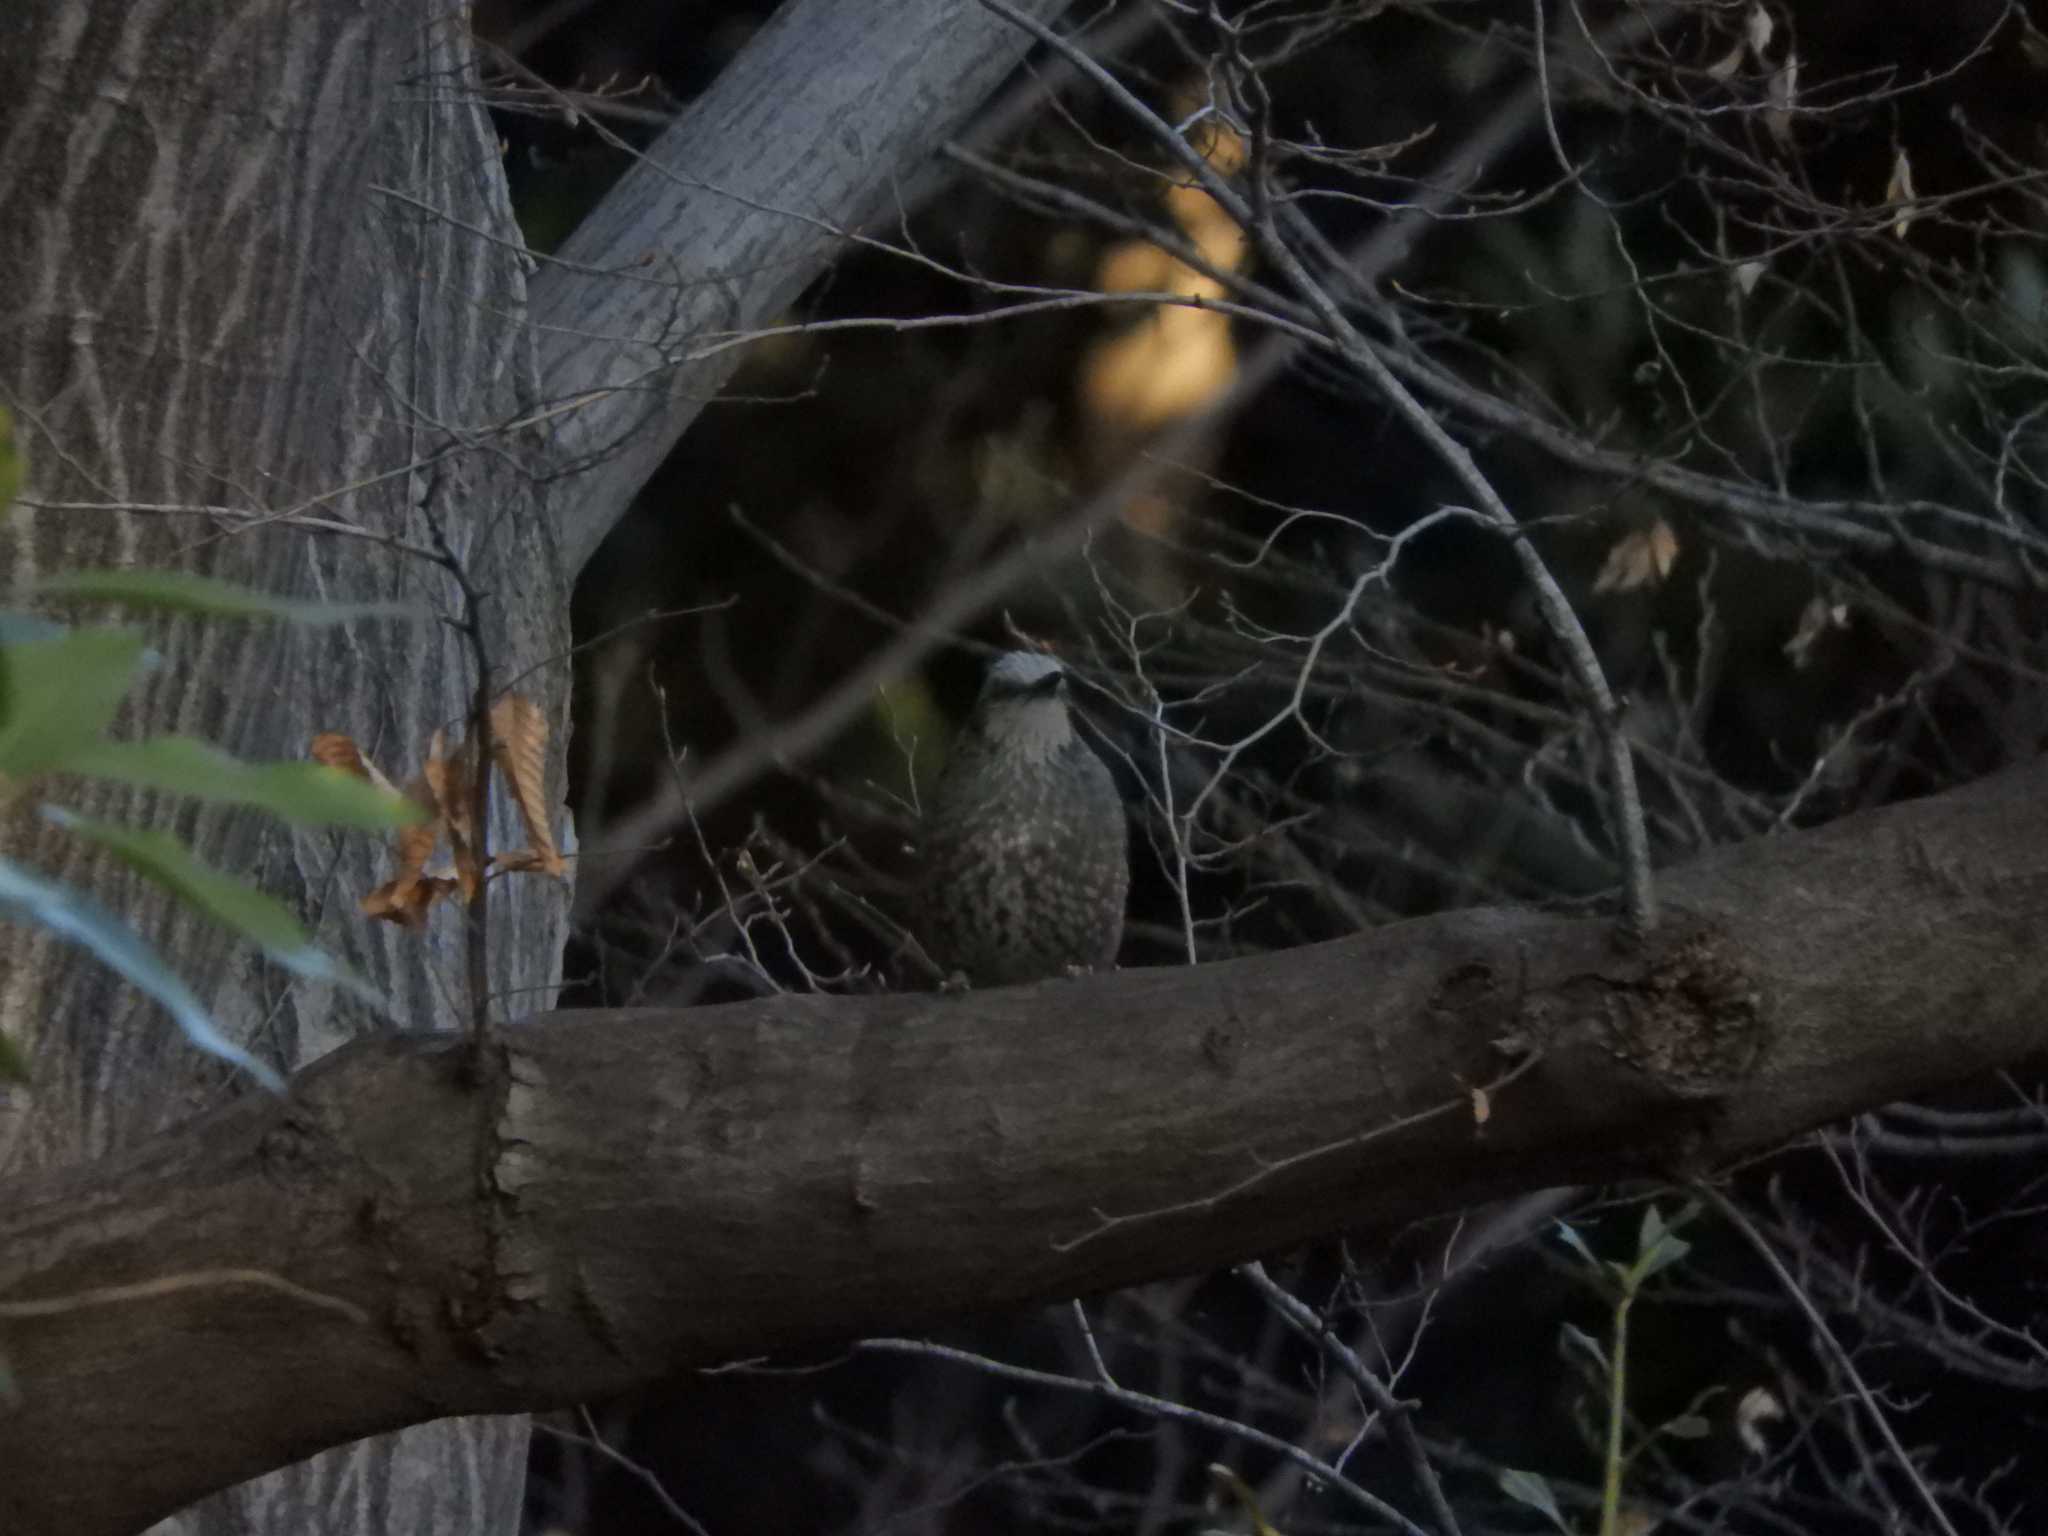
[1692,1180,1965,1536]
[978,0,1657,934]
[1236,1260,1465,1536]
[857,1335,1438,1536]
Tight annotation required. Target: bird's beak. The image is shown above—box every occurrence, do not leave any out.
[1027,671,1066,698]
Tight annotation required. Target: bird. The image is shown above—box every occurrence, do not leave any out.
[912,651,1129,987]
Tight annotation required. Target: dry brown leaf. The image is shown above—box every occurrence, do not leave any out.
[360,768,457,926]
[336,699,566,929]
[309,731,366,776]
[1593,519,1680,594]
[489,694,564,878]
[394,778,442,869]
[1783,594,1850,669]
[1886,147,1918,240]
[1733,258,1767,296]
[422,729,483,900]
[309,731,402,797]
[361,871,460,929]
[1471,1085,1492,1125]
[316,727,458,926]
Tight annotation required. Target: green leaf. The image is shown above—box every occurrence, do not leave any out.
[0,856,284,1093]
[0,628,150,779]
[1558,1321,1607,1370]
[65,737,425,828]
[1637,1202,1669,1259]
[33,569,422,625]
[1498,1469,1573,1533]
[1634,1232,1693,1283]
[0,1025,27,1085]
[1554,1220,1600,1269]
[45,808,386,1008]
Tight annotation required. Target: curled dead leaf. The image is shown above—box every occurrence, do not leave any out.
[489,694,565,879]
[1736,1384,1786,1455]
[333,693,563,928]
[361,769,455,926]
[361,871,460,929]
[1886,147,1918,240]
[422,729,483,901]
[1593,519,1680,594]
[309,731,402,797]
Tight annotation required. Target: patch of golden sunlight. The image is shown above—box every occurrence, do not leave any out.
[1079,123,1246,441]
[1120,490,1179,539]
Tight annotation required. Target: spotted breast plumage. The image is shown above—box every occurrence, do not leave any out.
[913,652,1129,987]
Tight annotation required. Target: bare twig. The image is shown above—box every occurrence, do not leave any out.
[1692,1179,1965,1536]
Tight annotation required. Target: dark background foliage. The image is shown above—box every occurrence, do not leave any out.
[476,3,2048,1530]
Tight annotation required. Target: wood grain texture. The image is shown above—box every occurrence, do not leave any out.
[5,757,2047,1535]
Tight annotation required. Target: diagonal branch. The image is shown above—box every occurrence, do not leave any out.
[528,0,1075,574]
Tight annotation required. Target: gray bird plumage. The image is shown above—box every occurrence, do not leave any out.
[913,652,1129,987]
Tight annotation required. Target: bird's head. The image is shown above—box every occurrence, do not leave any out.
[972,650,1077,761]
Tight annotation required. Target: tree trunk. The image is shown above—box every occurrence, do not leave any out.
[0,0,1069,1530]
[2,3,566,1530]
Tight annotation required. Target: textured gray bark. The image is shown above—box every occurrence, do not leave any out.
[0,4,563,1532]
[529,0,1074,572]
[6,756,2048,1535]
[0,0,1066,1531]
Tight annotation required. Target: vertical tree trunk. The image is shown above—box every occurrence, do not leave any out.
[0,0,1073,1525]
[0,4,568,1530]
